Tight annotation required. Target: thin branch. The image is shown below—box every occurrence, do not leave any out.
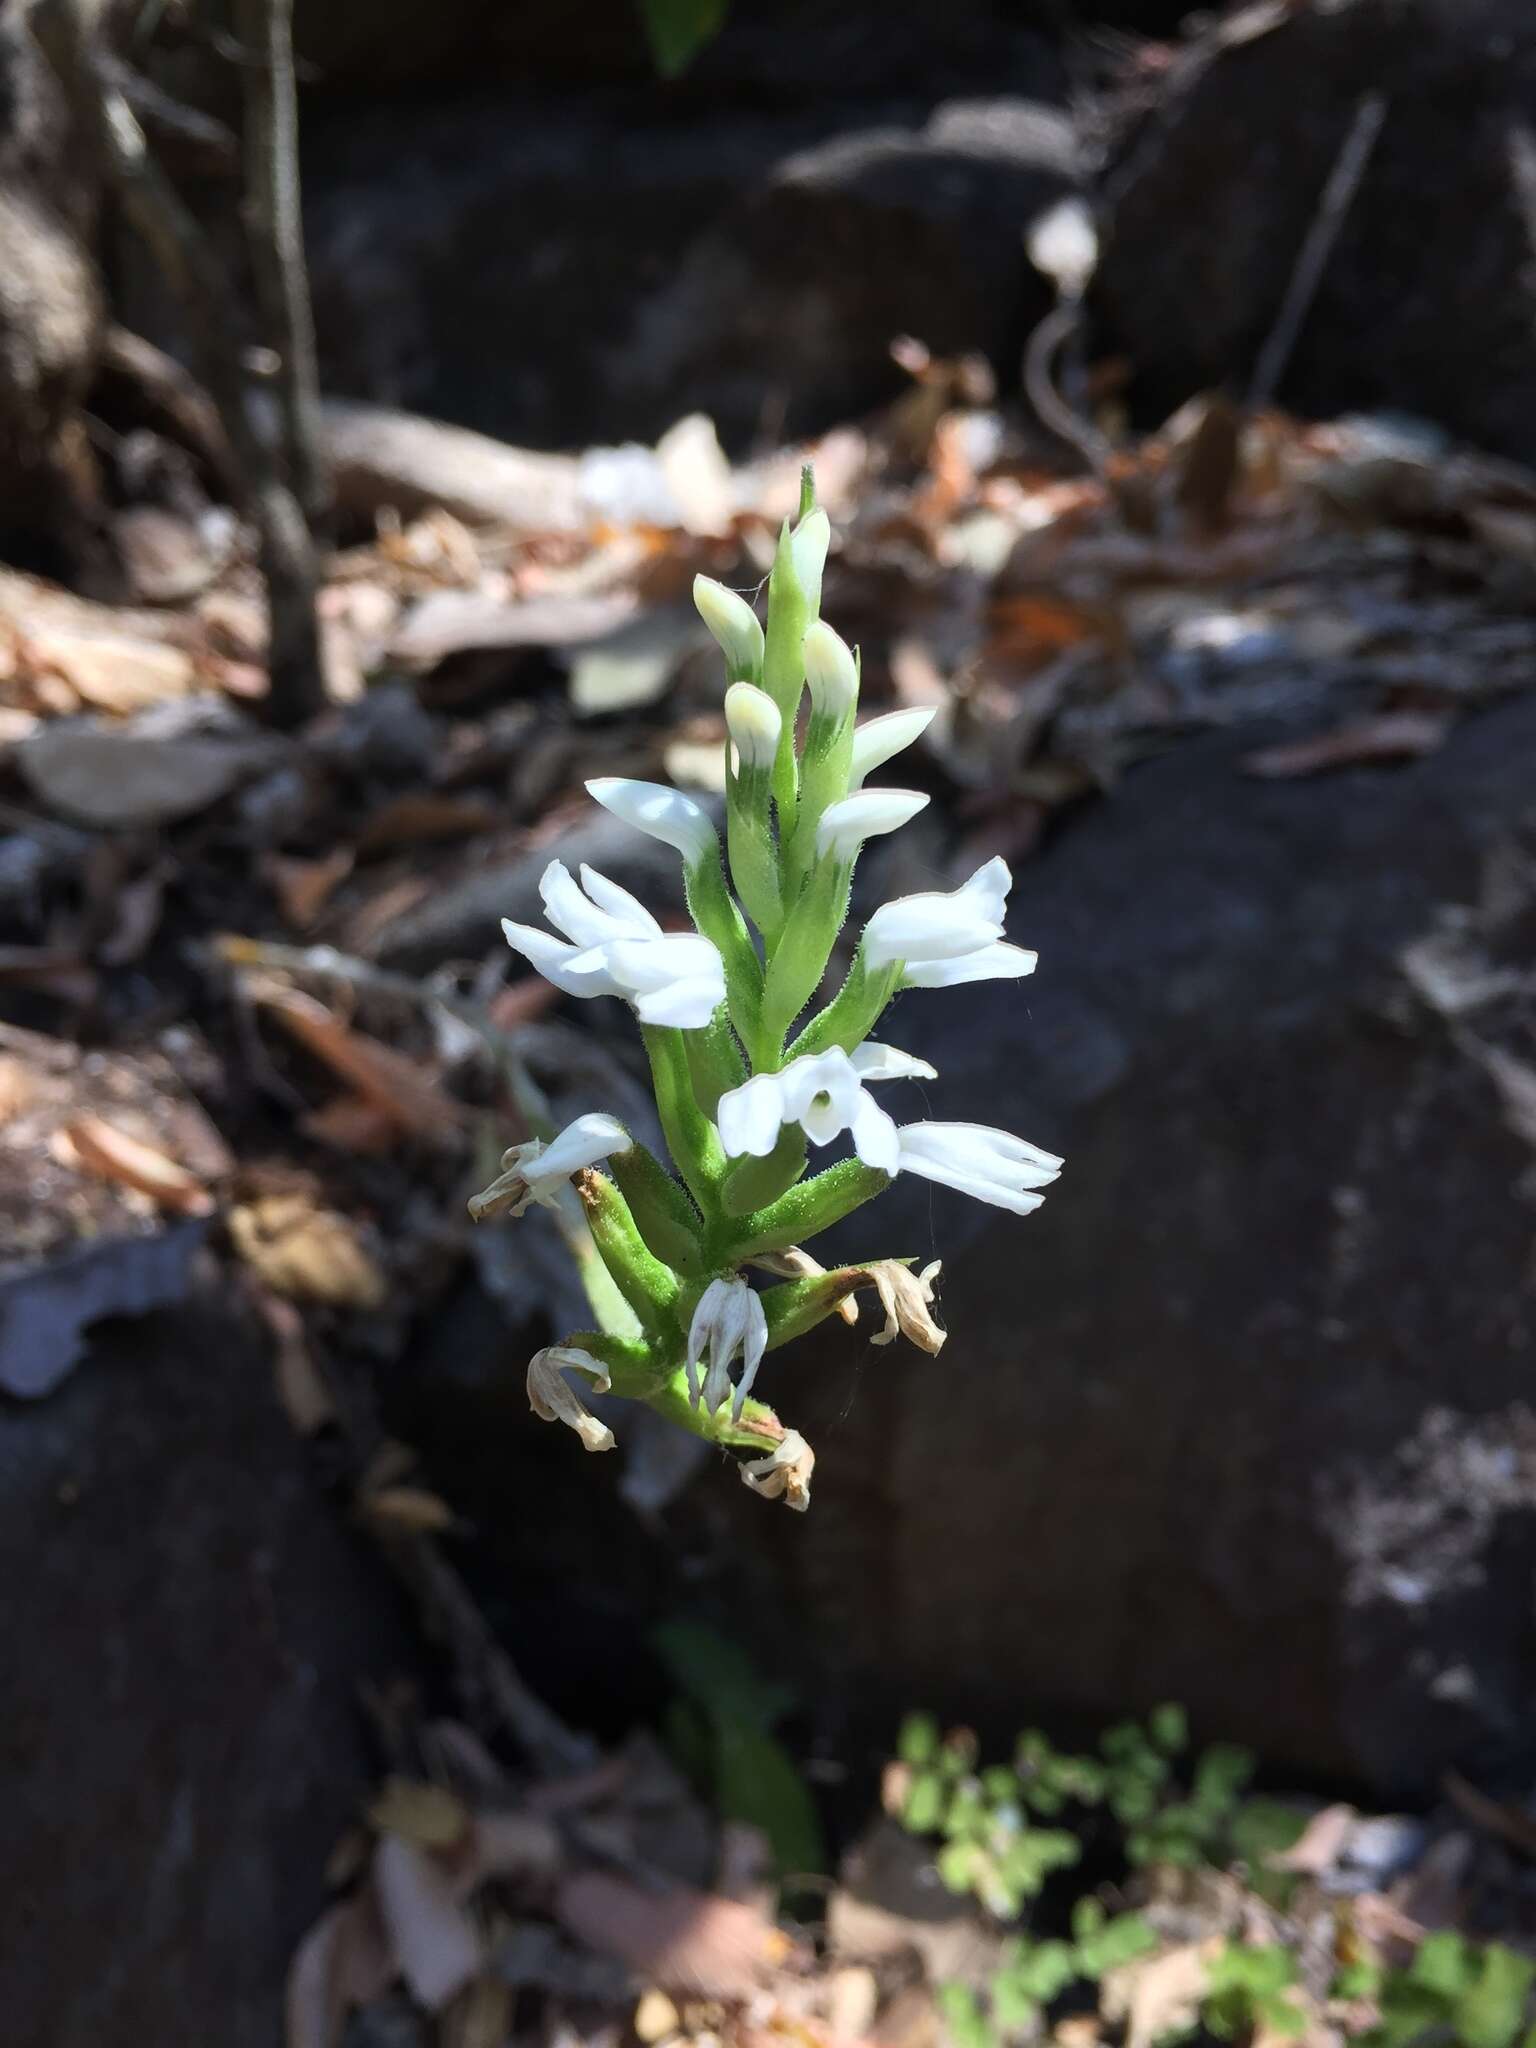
[33,0,326,728]
[235,0,329,524]
[1248,92,1388,410]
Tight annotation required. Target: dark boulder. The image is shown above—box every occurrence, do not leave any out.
[1092,0,1536,464]
[1,1286,408,2047]
[715,689,1536,1797]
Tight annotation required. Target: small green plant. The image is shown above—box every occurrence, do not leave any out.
[1347,1933,1536,2048]
[934,1899,1157,2048]
[1204,1942,1306,2040]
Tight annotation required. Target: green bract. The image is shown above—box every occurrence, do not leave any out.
[480,474,1064,1509]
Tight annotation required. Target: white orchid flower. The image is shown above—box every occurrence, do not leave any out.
[848,706,936,789]
[686,1275,769,1421]
[693,576,764,678]
[862,855,1038,987]
[895,1122,1063,1215]
[724,682,781,770]
[815,788,930,866]
[502,860,724,1027]
[585,776,718,868]
[803,620,858,719]
[716,1042,932,1176]
[739,1428,814,1511]
[468,1112,632,1223]
[526,1345,616,1453]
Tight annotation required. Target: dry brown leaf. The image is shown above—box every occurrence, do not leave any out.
[249,979,466,1142]
[25,626,198,713]
[285,1892,393,2048]
[1101,1939,1219,2048]
[362,1485,457,1534]
[265,849,355,930]
[229,1193,387,1308]
[1267,1802,1358,1875]
[554,1869,791,1999]
[369,1777,473,1852]
[1242,711,1450,780]
[373,1832,482,2012]
[354,791,501,853]
[258,1291,337,1434]
[62,1114,216,1216]
[301,1094,406,1155]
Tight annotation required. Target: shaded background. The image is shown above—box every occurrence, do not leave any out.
[7,0,1536,2042]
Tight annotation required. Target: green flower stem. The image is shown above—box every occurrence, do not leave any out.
[643,1372,785,1451]
[684,853,765,1050]
[759,858,851,1053]
[567,1327,671,1400]
[640,1023,727,1210]
[761,1267,865,1349]
[726,761,783,938]
[721,1125,807,1218]
[726,1156,890,1260]
[607,1143,705,1273]
[787,951,903,1061]
[575,1169,682,1340]
[761,521,813,830]
[684,1005,746,1119]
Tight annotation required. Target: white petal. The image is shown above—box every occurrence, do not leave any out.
[803,621,858,720]
[895,1119,1062,1214]
[526,1345,616,1452]
[686,1278,731,1403]
[531,1112,633,1184]
[501,919,619,999]
[862,857,1015,971]
[576,864,661,936]
[849,1092,900,1174]
[731,1288,770,1422]
[724,683,781,770]
[586,777,718,867]
[956,855,1013,928]
[901,941,1038,988]
[717,1071,789,1158]
[790,508,830,611]
[633,974,723,1029]
[816,789,929,865]
[849,706,936,789]
[850,1040,939,1083]
[783,1049,862,1146]
[539,860,629,949]
[693,576,765,676]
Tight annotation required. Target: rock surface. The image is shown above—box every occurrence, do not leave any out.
[1093,0,1536,463]
[714,690,1536,1797]
[1,1286,407,2047]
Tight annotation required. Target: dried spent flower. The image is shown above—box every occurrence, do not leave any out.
[739,1429,815,1511]
[526,1345,617,1453]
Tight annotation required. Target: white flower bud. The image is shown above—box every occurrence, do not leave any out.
[790,508,830,612]
[585,777,718,869]
[849,706,936,789]
[526,1345,616,1453]
[815,788,929,866]
[803,620,857,721]
[692,576,765,678]
[724,681,781,771]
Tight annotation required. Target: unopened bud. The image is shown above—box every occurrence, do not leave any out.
[790,508,830,614]
[803,621,858,721]
[816,788,929,866]
[692,576,765,680]
[724,681,781,772]
[849,705,936,789]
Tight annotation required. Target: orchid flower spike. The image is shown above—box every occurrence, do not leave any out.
[527,1345,616,1453]
[686,1275,769,1422]
[863,856,1038,987]
[502,860,725,1027]
[468,1113,632,1224]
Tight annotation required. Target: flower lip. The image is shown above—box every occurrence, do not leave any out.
[849,706,937,789]
[895,1119,1062,1216]
[724,682,782,771]
[693,575,765,678]
[585,777,718,868]
[815,788,929,865]
[803,620,858,720]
